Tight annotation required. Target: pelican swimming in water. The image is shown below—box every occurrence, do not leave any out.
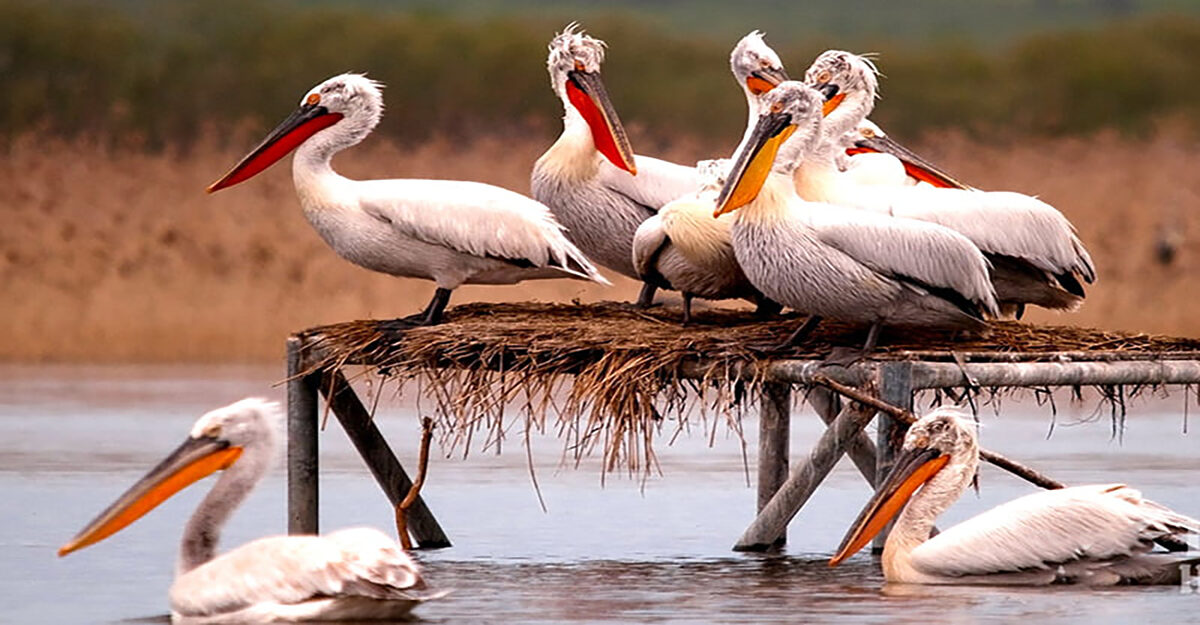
[802,50,1096,318]
[715,82,997,353]
[59,399,444,622]
[830,407,1200,585]
[532,24,703,307]
[208,73,606,326]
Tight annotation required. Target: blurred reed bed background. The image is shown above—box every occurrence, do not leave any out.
[2,0,1199,361]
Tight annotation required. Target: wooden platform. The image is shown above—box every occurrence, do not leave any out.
[283,302,1200,551]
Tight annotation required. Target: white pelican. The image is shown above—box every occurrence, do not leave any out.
[632,160,776,324]
[208,73,607,325]
[59,399,444,622]
[830,407,1200,585]
[802,50,1096,318]
[840,119,970,190]
[531,24,703,307]
[714,82,998,353]
[729,31,791,145]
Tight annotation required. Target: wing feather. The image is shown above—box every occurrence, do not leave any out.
[356,179,604,282]
[170,528,433,618]
[806,206,999,316]
[596,155,704,212]
[910,484,1200,578]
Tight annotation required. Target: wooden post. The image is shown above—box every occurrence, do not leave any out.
[734,401,878,552]
[757,382,792,548]
[808,387,876,486]
[873,362,913,553]
[286,336,320,535]
[319,369,452,549]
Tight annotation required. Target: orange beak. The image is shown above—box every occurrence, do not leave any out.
[58,435,242,557]
[565,69,637,175]
[745,66,790,96]
[207,103,344,193]
[713,110,796,217]
[829,445,949,566]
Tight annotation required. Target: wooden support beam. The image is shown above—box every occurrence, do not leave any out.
[909,360,1200,389]
[319,369,452,549]
[873,362,913,552]
[756,382,792,548]
[286,337,320,535]
[734,401,878,552]
[808,387,876,486]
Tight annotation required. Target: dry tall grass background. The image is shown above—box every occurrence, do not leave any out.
[1,130,1196,362]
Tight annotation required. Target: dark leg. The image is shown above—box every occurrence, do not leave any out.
[636,282,657,309]
[681,293,694,326]
[780,315,822,348]
[825,322,881,366]
[420,287,453,325]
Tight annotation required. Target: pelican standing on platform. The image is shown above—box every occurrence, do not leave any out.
[208,73,607,326]
[532,25,702,307]
[59,399,444,622]
[715,82,997,353]
[830,407,1200,585]
[802,50,1096,317]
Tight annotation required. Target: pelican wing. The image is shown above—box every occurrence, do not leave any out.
[806,207,999,315]
[170,528,434,618]
[631,213,671,287]
[849,185,1095,284]
[910,484,1200,579]
[358,179,604,281]
[596,154,705,213]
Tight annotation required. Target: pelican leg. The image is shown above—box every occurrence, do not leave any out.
[825,322,881,366]
[635,282,658,309]
[754,315,823,353]
[418,288,453,325]
[681,293,694,326]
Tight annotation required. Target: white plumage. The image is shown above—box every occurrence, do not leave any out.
[832,407,1200,585]
[60,399,444,622]
[209,72,605,325]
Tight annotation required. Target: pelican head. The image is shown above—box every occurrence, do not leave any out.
[58,398,281,557]
[804,50,879,119]
[545,24,637,175]
[713,81,824,216]
[730,31,790,97]
[208,73,384,192]
[829,407,979,566]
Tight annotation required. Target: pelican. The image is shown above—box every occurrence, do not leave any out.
[208,73,607,326]
[632,160,776,324]
[59,399,444,622]
[840,119,970,190]
[830,407,1200,585]
[803,50,1096,318]
[531,24,705,307]
[714,82,998,353]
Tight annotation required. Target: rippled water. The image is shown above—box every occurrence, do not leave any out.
[1,364,1197,624]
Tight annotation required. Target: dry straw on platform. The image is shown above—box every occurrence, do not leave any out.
[296,302,1200,474]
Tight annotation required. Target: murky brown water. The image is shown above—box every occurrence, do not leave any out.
[2,364,1197,624]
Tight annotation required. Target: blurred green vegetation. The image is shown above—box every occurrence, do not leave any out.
[4,0,1200,150]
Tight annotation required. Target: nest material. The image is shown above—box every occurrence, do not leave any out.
[296,301,1200,473]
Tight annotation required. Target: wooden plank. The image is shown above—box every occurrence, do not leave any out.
[757,382,792,548]
[733,401,878,552]
[909,360,1200,389]
[286,336,320,535]
[808,387,877,486]
[873,362,913,553]
[319,369,452,549]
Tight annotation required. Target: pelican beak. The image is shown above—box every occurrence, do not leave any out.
[207,102,344,193]
[746,66,790,95]
[58,435,242,557]
[713,109,796,217]
[812,82,846,117]
[850,134,970,190]
[828,443,949,566]
[565,69,638,175]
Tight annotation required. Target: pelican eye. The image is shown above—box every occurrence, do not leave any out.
[201,423,223,439]
[816,69,832,84]
[574,60,586,72]
[861,126,876,138]
[306,93,320,106]
[770,100,784,114]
